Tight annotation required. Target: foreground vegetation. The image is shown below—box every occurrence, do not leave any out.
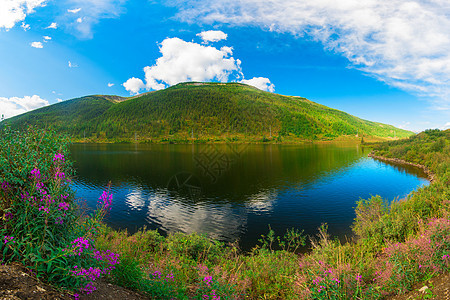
[0,127,118,298]
[4,82,412,143]
[0,127,448,299]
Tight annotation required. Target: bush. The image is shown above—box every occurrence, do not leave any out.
[0,126,119,298]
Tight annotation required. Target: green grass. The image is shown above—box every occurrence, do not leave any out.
[3,82,413,142]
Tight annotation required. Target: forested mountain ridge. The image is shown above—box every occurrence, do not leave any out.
[3,82,413,142]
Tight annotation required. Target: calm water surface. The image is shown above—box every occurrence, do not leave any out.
[71,143,428,250]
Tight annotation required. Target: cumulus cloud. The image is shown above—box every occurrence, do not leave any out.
[46,22,58,29]
[197,30,227,43]
[21,22,30,31]
[0,0,46,30]
[123,77,145,95]
[240,77,275,92]
[123,36,245,94]
[43,35,51,40]
[440,122,450,130]
[68,8,82,13]
[76,17,83,23]
[0,95,49,119]
[174,0,450,106]
[108,83,114,87]
[30,41,43,48]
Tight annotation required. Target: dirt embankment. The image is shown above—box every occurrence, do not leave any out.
[0,263,148,300]
[368,152,436,182]
[386,272,450,300]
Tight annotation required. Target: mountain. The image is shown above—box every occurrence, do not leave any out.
[2,82,413,142]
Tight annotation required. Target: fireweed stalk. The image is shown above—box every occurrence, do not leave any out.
[0,151,119,298]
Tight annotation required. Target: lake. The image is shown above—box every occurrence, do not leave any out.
[70,143,429,251]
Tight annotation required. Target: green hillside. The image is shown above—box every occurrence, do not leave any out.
[2,82,413,142]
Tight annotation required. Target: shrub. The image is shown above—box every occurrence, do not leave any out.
[0,126,119,298]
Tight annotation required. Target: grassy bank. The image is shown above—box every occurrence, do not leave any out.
[70,134,391,144]
[0,127,448,299]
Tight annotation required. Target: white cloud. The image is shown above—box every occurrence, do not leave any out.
[240,77,275,92]
[440,122,450,130]
[123,36,244,94]
[21,22,30,31]
[197,30,227,43]
[0,95,49,119]
[68,61,78,68]
[43,35,51,40]
[107,83,114,87]
[30,41,43,48]
[174,0,450,107]
[123,77,145,95]
[68,7,81,13]
[46,22,57,29]
[56,98,63,102]
[65,0,127,38]
[0,0,46,30]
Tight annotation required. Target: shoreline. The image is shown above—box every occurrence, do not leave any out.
[70,134,399,145]
[368,151,436,183]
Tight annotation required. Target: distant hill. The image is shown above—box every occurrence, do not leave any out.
[2,82,413,142]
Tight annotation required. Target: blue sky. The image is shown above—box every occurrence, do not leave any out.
[1,0,449,132]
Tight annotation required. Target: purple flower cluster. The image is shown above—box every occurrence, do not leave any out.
[1,181,11,192]
[54,171,65,180]
[38,206,49,214]
[30,168,41,180]
[153,270,162,278]
[4,212,13,221]
[23,168,71,218]
[71,249,120,296]
[150,269,174,283]
[198,271,221,300]
[98,190,113,210]
[72,266,102,281]
[3,236,15,244]
[53,153,65,162]
[36,182,47,195]
[93,249,120,267]
[65,237,91,256]
[203,275,213,286]
[58,202,69,211]
[80,282,96,295]
[202,289,220,300]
